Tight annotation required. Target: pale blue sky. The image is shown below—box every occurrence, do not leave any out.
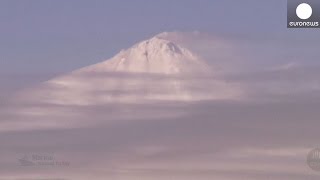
[1,0,318,74]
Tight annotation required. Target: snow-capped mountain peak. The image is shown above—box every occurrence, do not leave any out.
[78,35,210,75]
[13,32,243,105]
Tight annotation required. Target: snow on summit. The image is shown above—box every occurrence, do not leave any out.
[13,32,243,105]
[78,33,210,75]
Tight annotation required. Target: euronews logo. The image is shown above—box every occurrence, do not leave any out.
[287,0,320,28]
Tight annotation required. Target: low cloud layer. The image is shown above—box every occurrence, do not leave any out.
[1,100,320,179]
[1,32,320,179]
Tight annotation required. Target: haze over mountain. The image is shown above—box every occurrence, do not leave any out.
[13,32,243,105]
[2,0,320,178]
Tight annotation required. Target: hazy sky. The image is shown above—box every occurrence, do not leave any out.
[1,1,320,179]
[1,0,319,75]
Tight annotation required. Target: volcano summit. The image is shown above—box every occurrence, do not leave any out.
[14,32,242,105]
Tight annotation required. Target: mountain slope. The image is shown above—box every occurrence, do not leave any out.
[77,35,210,75]
[13,33,243,105]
